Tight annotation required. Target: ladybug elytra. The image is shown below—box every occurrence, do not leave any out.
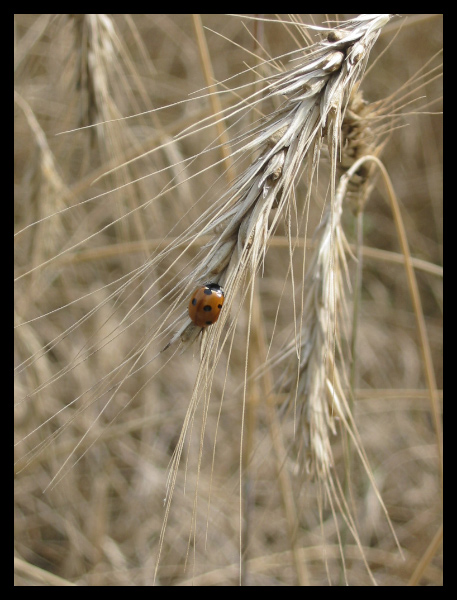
[188,283,225,328]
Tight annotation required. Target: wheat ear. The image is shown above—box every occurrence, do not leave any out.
[160,15,393,353]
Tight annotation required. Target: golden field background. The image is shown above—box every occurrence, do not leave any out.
[14,15,442,586]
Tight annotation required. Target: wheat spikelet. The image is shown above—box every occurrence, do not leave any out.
[276,192,350,477]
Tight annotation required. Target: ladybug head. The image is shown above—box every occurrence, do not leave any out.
[204,282,224,296]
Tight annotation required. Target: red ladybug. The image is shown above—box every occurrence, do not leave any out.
[188,283,225,328]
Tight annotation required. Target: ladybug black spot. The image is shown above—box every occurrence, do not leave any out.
[203,305,212,312]
[218,304,222,309]
[192,298,197,306]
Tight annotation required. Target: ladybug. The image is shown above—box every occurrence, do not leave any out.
[188,283,225,328]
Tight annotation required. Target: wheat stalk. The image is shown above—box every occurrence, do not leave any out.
[152,14,395,582]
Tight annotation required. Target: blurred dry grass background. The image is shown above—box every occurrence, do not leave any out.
[14,14,442,586]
